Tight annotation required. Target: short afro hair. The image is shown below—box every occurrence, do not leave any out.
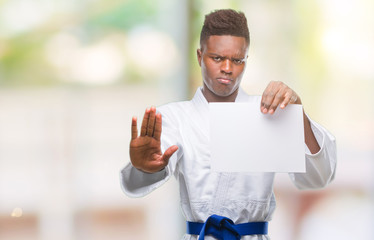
[200,9,250,47]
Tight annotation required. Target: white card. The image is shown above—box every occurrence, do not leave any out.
[209,101,305,172]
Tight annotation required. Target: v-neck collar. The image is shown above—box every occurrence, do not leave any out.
[191,86,248,107]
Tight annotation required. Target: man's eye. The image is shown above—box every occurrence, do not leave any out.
[233,59,244,65]
[213,57,222,62]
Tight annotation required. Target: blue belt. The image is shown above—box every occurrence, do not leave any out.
[186,215,268,240]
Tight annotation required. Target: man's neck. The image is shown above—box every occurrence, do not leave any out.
[202,86,239,103]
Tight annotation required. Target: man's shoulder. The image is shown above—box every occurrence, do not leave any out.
[157,100,192,116]
[156,100,193,129]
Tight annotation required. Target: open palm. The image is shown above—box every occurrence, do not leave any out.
[130,107,178,173]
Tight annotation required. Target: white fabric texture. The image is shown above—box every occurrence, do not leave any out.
[120,87,337,240]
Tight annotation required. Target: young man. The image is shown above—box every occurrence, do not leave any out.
[121,9,336,240]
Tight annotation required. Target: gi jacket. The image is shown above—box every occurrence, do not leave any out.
[121,87,337,240]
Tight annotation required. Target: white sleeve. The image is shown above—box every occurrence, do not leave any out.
[119,162,173,198]
[119,107,182,198]
[289,117,337,189]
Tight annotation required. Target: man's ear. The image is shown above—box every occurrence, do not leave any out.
[197,48,202,67]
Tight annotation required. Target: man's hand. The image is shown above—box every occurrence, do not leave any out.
[130,107,178,173]
[260,81,301,114]
[261,81,321,153]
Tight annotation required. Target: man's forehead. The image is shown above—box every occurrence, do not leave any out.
[203,35,248,55]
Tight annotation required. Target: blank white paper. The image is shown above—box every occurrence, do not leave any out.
[209,101,305,173]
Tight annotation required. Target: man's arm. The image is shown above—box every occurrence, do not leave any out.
[261,81,336,188]
[120,106,179,198]
[302,110,321,154]
[290,118,336,189]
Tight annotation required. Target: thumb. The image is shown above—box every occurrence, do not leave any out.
[162,145,179,163]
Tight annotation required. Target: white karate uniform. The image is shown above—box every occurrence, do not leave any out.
[120,87,337,240]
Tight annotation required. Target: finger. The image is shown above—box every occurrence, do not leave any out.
[267,89,284,114]
[154,113,162,141]
[261,92,272,114]
[261,81,278,113]
[162,145,179,163]
[131,116,138,140]
[146,145,178,172]
[268,84,290,114]
[290,94,299,104]
[280,91,293,109]
[147,106,156,136]
[140,108,150,136]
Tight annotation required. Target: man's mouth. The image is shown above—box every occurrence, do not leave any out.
[217,78,233,84]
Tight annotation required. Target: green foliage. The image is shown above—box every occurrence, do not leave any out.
[85,0,158,31]
[0,0,161,87]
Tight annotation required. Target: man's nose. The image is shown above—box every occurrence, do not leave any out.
[220,59,233,74]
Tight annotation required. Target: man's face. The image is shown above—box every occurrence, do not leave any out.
[197,35,248,102]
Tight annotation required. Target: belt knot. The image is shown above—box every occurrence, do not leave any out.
[186,214,268,240]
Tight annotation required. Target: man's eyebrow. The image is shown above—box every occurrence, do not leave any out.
[207,52,245,58]
[206,53,222,56]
